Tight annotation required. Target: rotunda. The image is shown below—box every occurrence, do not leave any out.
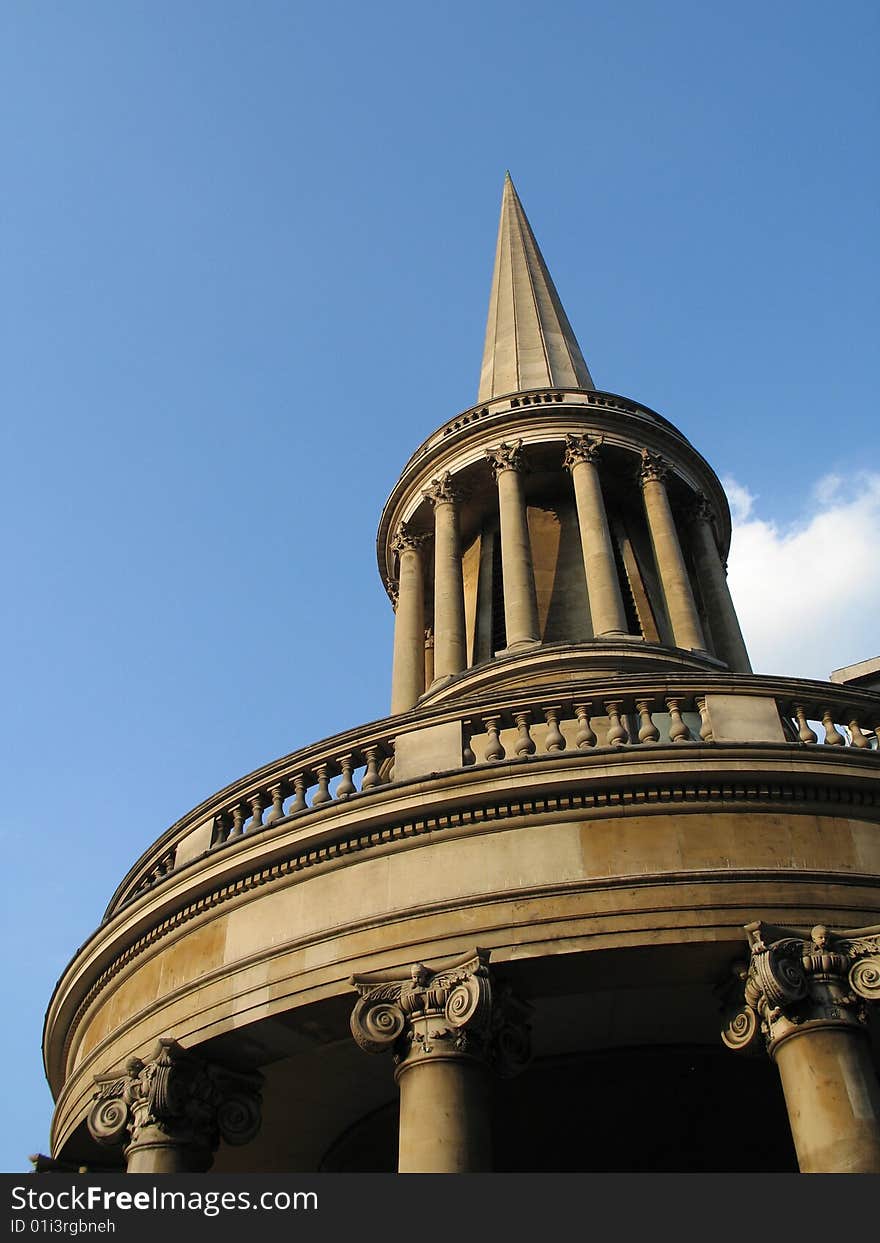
[43,176,880,1174]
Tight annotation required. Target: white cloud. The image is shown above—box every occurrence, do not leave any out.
[723,472,880,682]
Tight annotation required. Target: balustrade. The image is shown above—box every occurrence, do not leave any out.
[122,681,879,908]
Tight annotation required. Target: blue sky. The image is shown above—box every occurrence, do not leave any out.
[2,2,877,1170]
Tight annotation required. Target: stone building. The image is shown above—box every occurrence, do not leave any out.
[43,176,880,1174]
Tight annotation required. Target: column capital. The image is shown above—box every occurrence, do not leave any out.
[391,521,430,557]
[384,576,399,610]
[350,948,531,1080]
[688,490,715,525]
[423,469,466,507]
[485,439,526,479]
[720,922,880,1057]
[563,433,603,471]
[87,1038,262,1168]
[638,448,669,488]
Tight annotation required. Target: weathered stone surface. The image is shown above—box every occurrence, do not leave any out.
[392,720,463,781]
[704,693,786,742]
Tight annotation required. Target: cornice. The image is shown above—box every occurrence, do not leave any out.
[376,389,733,587]
[50,856,880,1155]
[44,740,880,1096]
[94,666,880,922]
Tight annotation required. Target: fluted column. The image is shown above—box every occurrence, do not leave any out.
[485,441,540,651]
[638,450,706,651]
[722,922,880,1173]
[351,949,531,1173]
[390,523,428,713]
[563,434,629,637]
[423,471,467,682]
[87,1037,262,1173]
[689,493,752,672]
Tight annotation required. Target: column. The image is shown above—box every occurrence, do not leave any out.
[390,523,428,714]
[638,449,706,651]
[563,434,629,638]
[351,949,531,1173]
[688,492,752,672]
[423,628,434,689]
[485,441,540,652]
[721,922,880,1173]
[87,1037,262,1173]
[423,471,467,683]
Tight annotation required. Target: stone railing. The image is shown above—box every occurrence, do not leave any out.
[106,675,880,918]
[400,388,680,471]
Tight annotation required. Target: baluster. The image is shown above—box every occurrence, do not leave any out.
[604,701,628,747]
[336,754,356,798]
[573,703,596,749]
[636,699,660,744]
[543,706,566,753]
[248,793,264,834]
[666,698,692,743]
[822,710,845,746]
[462,721,476,766]
[695,695,714,742]
[513,710,536,757]
[228,804,246,840]
[847,718,871,749]
[361,746,382,789]
[793,706,818,744]
[311,763,333,804]
[265,783,285,824]
[483,716,506,762]
[289,773,309,812]
[211,811,231,848]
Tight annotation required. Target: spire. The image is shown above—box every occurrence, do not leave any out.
[478,173,595,403]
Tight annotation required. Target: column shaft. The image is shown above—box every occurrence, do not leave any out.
[493,457,540,649]
[125,1139,198,1174]
[390,540,426,713]
[431,499,467,680]
[568,454,628,636]
[690,510,752,672]
[396,1057,492,1173]
[775,1027,880,1173]
[640,458,706,651]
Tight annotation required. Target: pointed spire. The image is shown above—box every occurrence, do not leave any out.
[478,174,594,403]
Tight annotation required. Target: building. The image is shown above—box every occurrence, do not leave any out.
[42,176,880,1174]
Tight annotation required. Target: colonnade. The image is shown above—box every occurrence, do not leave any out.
[389,438,750,712]
[86,928,880,1173]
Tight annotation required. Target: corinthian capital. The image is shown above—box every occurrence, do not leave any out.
[485,440,526,479]
[720,922,880,1057]
[563,433,603,471]
[689,491,714,525]
[350,949,531,1079]
[87,1038,262,1168]
[423,470,465,507]
[391,521,430,556]
[638,448,669,487]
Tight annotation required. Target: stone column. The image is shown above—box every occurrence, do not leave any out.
[563,434,629,638]
[390,523,428,714]
[638,450,706,652]
[423,471,467,684]
[721,922,880,1173]
[87,1037,262,1173]
[485,441,540,652]
[351,949,531,1173]
[688,493,752,672]
[423,628,435,689]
